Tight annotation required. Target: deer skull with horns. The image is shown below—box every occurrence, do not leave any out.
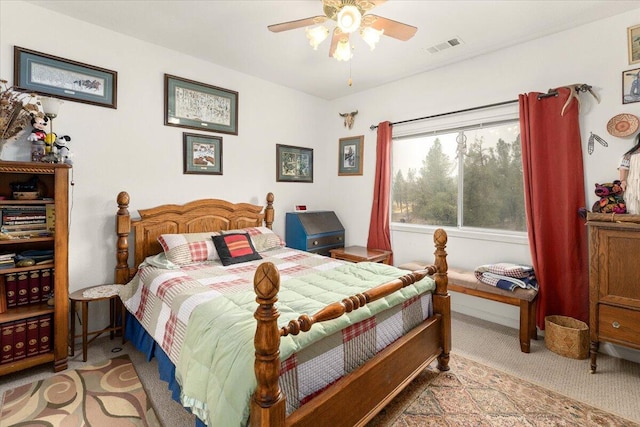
[339,110,358,129]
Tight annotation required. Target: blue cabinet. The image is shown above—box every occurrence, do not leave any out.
[285,211,345,255]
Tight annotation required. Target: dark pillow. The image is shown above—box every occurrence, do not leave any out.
[212,233,262,266]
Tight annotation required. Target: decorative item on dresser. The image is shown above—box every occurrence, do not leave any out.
[586,212,640,373]
[285,210,344,255]
[0,161,70,376]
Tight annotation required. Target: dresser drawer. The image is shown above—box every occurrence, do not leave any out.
[306,233,344,250]
[598,304,640,347]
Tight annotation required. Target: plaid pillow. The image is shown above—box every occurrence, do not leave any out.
[212,233,262,266]
[222,227,285,252]
[158,232,220,266]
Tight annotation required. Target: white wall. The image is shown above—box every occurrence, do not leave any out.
[326,10,640,361]
[2,2,639,361]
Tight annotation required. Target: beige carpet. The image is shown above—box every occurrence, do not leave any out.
[0,354,160,427]
[1,311,638,426]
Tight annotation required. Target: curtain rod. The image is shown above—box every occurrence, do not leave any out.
[369,99,518,131]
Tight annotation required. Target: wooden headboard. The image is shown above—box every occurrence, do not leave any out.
[115,191,275,284]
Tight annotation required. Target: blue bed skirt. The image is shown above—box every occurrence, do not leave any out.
[125,312,205,427]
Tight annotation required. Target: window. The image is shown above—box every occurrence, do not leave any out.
[392,118,526,232]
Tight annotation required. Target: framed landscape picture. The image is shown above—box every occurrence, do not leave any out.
[14,46,117,108]
[622,67,640,104]
[165,74,238,135]
[338,135,363,176]
[628,24,640,65]
[276,144,313,183]
[183,133,223,175]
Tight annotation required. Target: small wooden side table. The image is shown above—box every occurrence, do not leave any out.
[330,246,392,264]
[69,284,125,362]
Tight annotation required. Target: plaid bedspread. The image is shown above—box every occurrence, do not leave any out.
[119,247,436,426]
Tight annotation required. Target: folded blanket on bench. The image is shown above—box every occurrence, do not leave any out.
[474,263,537,292]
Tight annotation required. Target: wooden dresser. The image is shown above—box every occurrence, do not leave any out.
[587,212,640,373]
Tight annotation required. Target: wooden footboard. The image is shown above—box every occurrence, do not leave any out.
[251,229,450,427]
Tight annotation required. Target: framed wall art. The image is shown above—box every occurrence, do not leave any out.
[165,74,238,135]
[628,24,640,65]
[14,46,117,108]
[622,67,640,104]
[338,135,364,176]
[183,132,223,175]
[276,144,313,183]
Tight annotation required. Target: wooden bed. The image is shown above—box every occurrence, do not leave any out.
[114,191,451,427]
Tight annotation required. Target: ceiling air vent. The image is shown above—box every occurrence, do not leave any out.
[426,37,464,54]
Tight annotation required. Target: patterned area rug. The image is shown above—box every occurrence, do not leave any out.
[0,354,160,427]
[367,354,639,427]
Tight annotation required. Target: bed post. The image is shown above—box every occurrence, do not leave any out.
[251,262,286,427]
[115,191,131,284]
[264,192,275,229]
[432,228,450,371]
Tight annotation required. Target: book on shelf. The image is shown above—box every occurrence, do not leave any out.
[0,321,14,364]
[16,272,29,306]
[13,319,27,361]
[39,268,51,302]
[29,270,41,304]
[46,204,55,233]
[26,317,39,357]
[38,314,51,354]
[5,273,17,307]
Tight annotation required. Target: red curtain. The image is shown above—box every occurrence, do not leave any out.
[367,121,393,263]
[519,88,589,329]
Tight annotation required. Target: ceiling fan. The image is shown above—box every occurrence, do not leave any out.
[268,0,418,62]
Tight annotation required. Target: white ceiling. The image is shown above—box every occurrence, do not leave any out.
[26,0,640,100]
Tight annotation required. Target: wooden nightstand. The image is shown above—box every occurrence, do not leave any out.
[69,284,125,362]
[330,246,392,264]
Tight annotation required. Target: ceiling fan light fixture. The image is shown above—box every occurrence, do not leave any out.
[333,39,352,61]
[360,26,384,50]
[306,25,330,50]
[336,5,361,33]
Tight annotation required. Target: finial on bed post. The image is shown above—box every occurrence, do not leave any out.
[432,228,451,371]
[251,262,286,426]
[264,192,275,229]
[115,191,131,284]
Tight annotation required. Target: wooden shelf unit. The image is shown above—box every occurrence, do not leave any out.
[0,161,70,376]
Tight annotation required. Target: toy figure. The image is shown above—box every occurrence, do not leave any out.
[618,134,640,214]
[53,135,72,164]
[27,114,48,142]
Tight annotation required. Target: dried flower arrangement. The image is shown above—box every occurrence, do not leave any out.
[0,79,41,145]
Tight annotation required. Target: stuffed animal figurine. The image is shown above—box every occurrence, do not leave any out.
[592,180,627,213]
[27,114,48,142]
[53,135,72,164]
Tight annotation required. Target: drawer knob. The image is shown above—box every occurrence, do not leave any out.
[313,240,318,246]
[612,321,620,329]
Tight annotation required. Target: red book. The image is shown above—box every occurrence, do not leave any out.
[29,270,41,304]
[13,319,27,360]
[38,315,52,354]
[27,317,39,357]
[1,321,13,364]
[39,268,51,302]
[5,273,17,308]
[16,272,29,306]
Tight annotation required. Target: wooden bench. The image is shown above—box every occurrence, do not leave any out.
[399,262,538,353]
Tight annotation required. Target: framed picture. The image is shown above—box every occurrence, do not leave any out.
[622,68,640,104]
[183,132,223,175]
[276,144,313,183]
[338,135,364,176]
[165,74,238,135]
[628,24,640,65]
[14,46,117,109]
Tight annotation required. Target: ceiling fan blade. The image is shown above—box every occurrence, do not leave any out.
[328,27,347,57]
[268,16,327,33]
[369,0,388,7]
[366,14,417,41]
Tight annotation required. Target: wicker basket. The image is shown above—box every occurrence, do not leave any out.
[544,315,589,359]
